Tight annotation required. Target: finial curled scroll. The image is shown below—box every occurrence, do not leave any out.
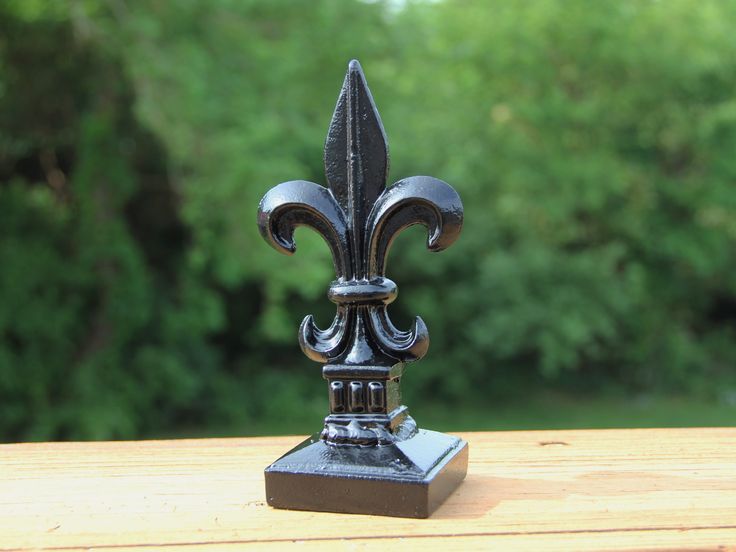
[258,60,463,368]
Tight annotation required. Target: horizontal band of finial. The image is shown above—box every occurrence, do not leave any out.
[328,278,397,305]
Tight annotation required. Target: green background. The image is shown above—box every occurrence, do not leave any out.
[1,0,735,442]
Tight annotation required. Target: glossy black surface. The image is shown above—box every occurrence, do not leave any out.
[265,431,468,518]
[258,59,463,369]
[258,60,467,517]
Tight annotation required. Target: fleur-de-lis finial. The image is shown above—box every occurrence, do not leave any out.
[260,61,467,518]
[258,60,463,446]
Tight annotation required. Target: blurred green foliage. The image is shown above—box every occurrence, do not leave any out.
[1,0,735,441]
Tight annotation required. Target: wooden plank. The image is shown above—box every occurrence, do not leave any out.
[1,428,735,550]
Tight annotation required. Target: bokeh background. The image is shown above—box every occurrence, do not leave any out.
[1,0,735,442]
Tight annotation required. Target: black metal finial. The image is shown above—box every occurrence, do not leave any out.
[259,60,467,518]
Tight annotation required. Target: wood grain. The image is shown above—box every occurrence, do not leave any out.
[1,428,735,550]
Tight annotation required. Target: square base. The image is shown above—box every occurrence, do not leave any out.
[264,429,468,518]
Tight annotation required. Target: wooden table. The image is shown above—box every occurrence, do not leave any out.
[1,428,735,550]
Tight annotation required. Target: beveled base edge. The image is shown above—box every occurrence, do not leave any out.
[264,430,468,518]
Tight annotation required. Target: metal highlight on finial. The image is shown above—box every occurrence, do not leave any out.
[259,60,467,518]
